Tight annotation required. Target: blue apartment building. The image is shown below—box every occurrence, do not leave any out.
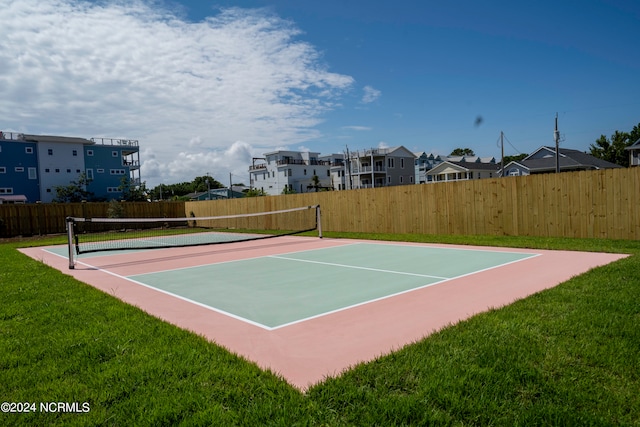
[0,131,140,203]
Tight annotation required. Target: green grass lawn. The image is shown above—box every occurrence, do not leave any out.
[1,233,639,426]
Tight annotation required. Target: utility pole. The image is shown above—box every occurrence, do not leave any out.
[345,145,352,190]
[554,113,560,173]
[500,131,504,177]
[206,172,211,200]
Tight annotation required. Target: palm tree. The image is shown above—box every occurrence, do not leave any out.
[589,131,630,167]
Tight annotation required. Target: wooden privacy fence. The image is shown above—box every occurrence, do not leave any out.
[186,167,640,241]
[0,202,185,237]
[2,168,638,240]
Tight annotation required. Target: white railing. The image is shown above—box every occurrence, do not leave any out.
[91,137,139,146]
[351,166,386,174]
[0,131,24,141]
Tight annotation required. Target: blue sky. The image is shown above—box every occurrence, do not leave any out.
[1,0,639,187]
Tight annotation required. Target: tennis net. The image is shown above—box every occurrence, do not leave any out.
[66,204,321,269]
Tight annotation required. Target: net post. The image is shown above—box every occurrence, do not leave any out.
[66,217,75,269]
[315,205,322,238]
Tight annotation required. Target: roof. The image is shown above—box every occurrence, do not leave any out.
[187,189,245,200]
[522,146,622,172]
[625,138,640,150]
[21,134,94,145]
[445,155,496,164]
[427,161,500,175]
[414,151,442,160]
[448,161,500,171]
[349,146,416,158]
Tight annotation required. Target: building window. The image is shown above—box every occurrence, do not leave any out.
[45,168,50,173]
[401,158,405,168]
[387,176,392,184]
[0,167,5,173]
[73,149,78,156]
[28,168,37,179]
[76,169,81,173]
[55,169,60,173]
[15,167,24,172]
[400,176,404,183]
[0,188,14,194]
[87,150,94,156]
[97,169,105,173]
[48,148,53,155]
[304,169,307,175]
[112,151,118,157]
[388,158,395,168]
[86,169,94,180]
[67,169,71,173]
[26,147,34,154]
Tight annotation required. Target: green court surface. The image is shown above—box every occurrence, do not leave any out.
[125,243,536,329]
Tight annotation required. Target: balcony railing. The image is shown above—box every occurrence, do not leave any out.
[276,159,333,166]
[354,183,387,189]
[91,137,139,146]
[0,131,24,141]
[351,166,386,174]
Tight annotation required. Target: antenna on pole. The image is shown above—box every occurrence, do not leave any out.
[554,113,560,173]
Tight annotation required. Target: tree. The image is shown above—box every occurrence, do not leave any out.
[245,188,266,197]
[149,175,224,200]
[118,177,148,202]
[589,130,632,167]
[52,172,94,203]
[107,199,125,218]
[307,175,321,192]
[281,186,297,194]
[450,148,475,156]
[502,153,528,164]
[192,175,224,193]
[628,122,640,146]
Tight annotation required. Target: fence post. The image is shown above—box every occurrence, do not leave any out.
[66,217,75,269]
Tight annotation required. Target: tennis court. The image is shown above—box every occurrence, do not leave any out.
[21,235,626,390]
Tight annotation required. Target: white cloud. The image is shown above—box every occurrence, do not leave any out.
[0,0,354,187]
[141,140,262,186]
[341,125,372,131]
[377,141,390,149]
[362,85,381,104]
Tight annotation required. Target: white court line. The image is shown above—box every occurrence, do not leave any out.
[126,242,362,277]
[42,244,541,331]
[269,255,450,280]
[75,256,275,330]
[269,252,541,330]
